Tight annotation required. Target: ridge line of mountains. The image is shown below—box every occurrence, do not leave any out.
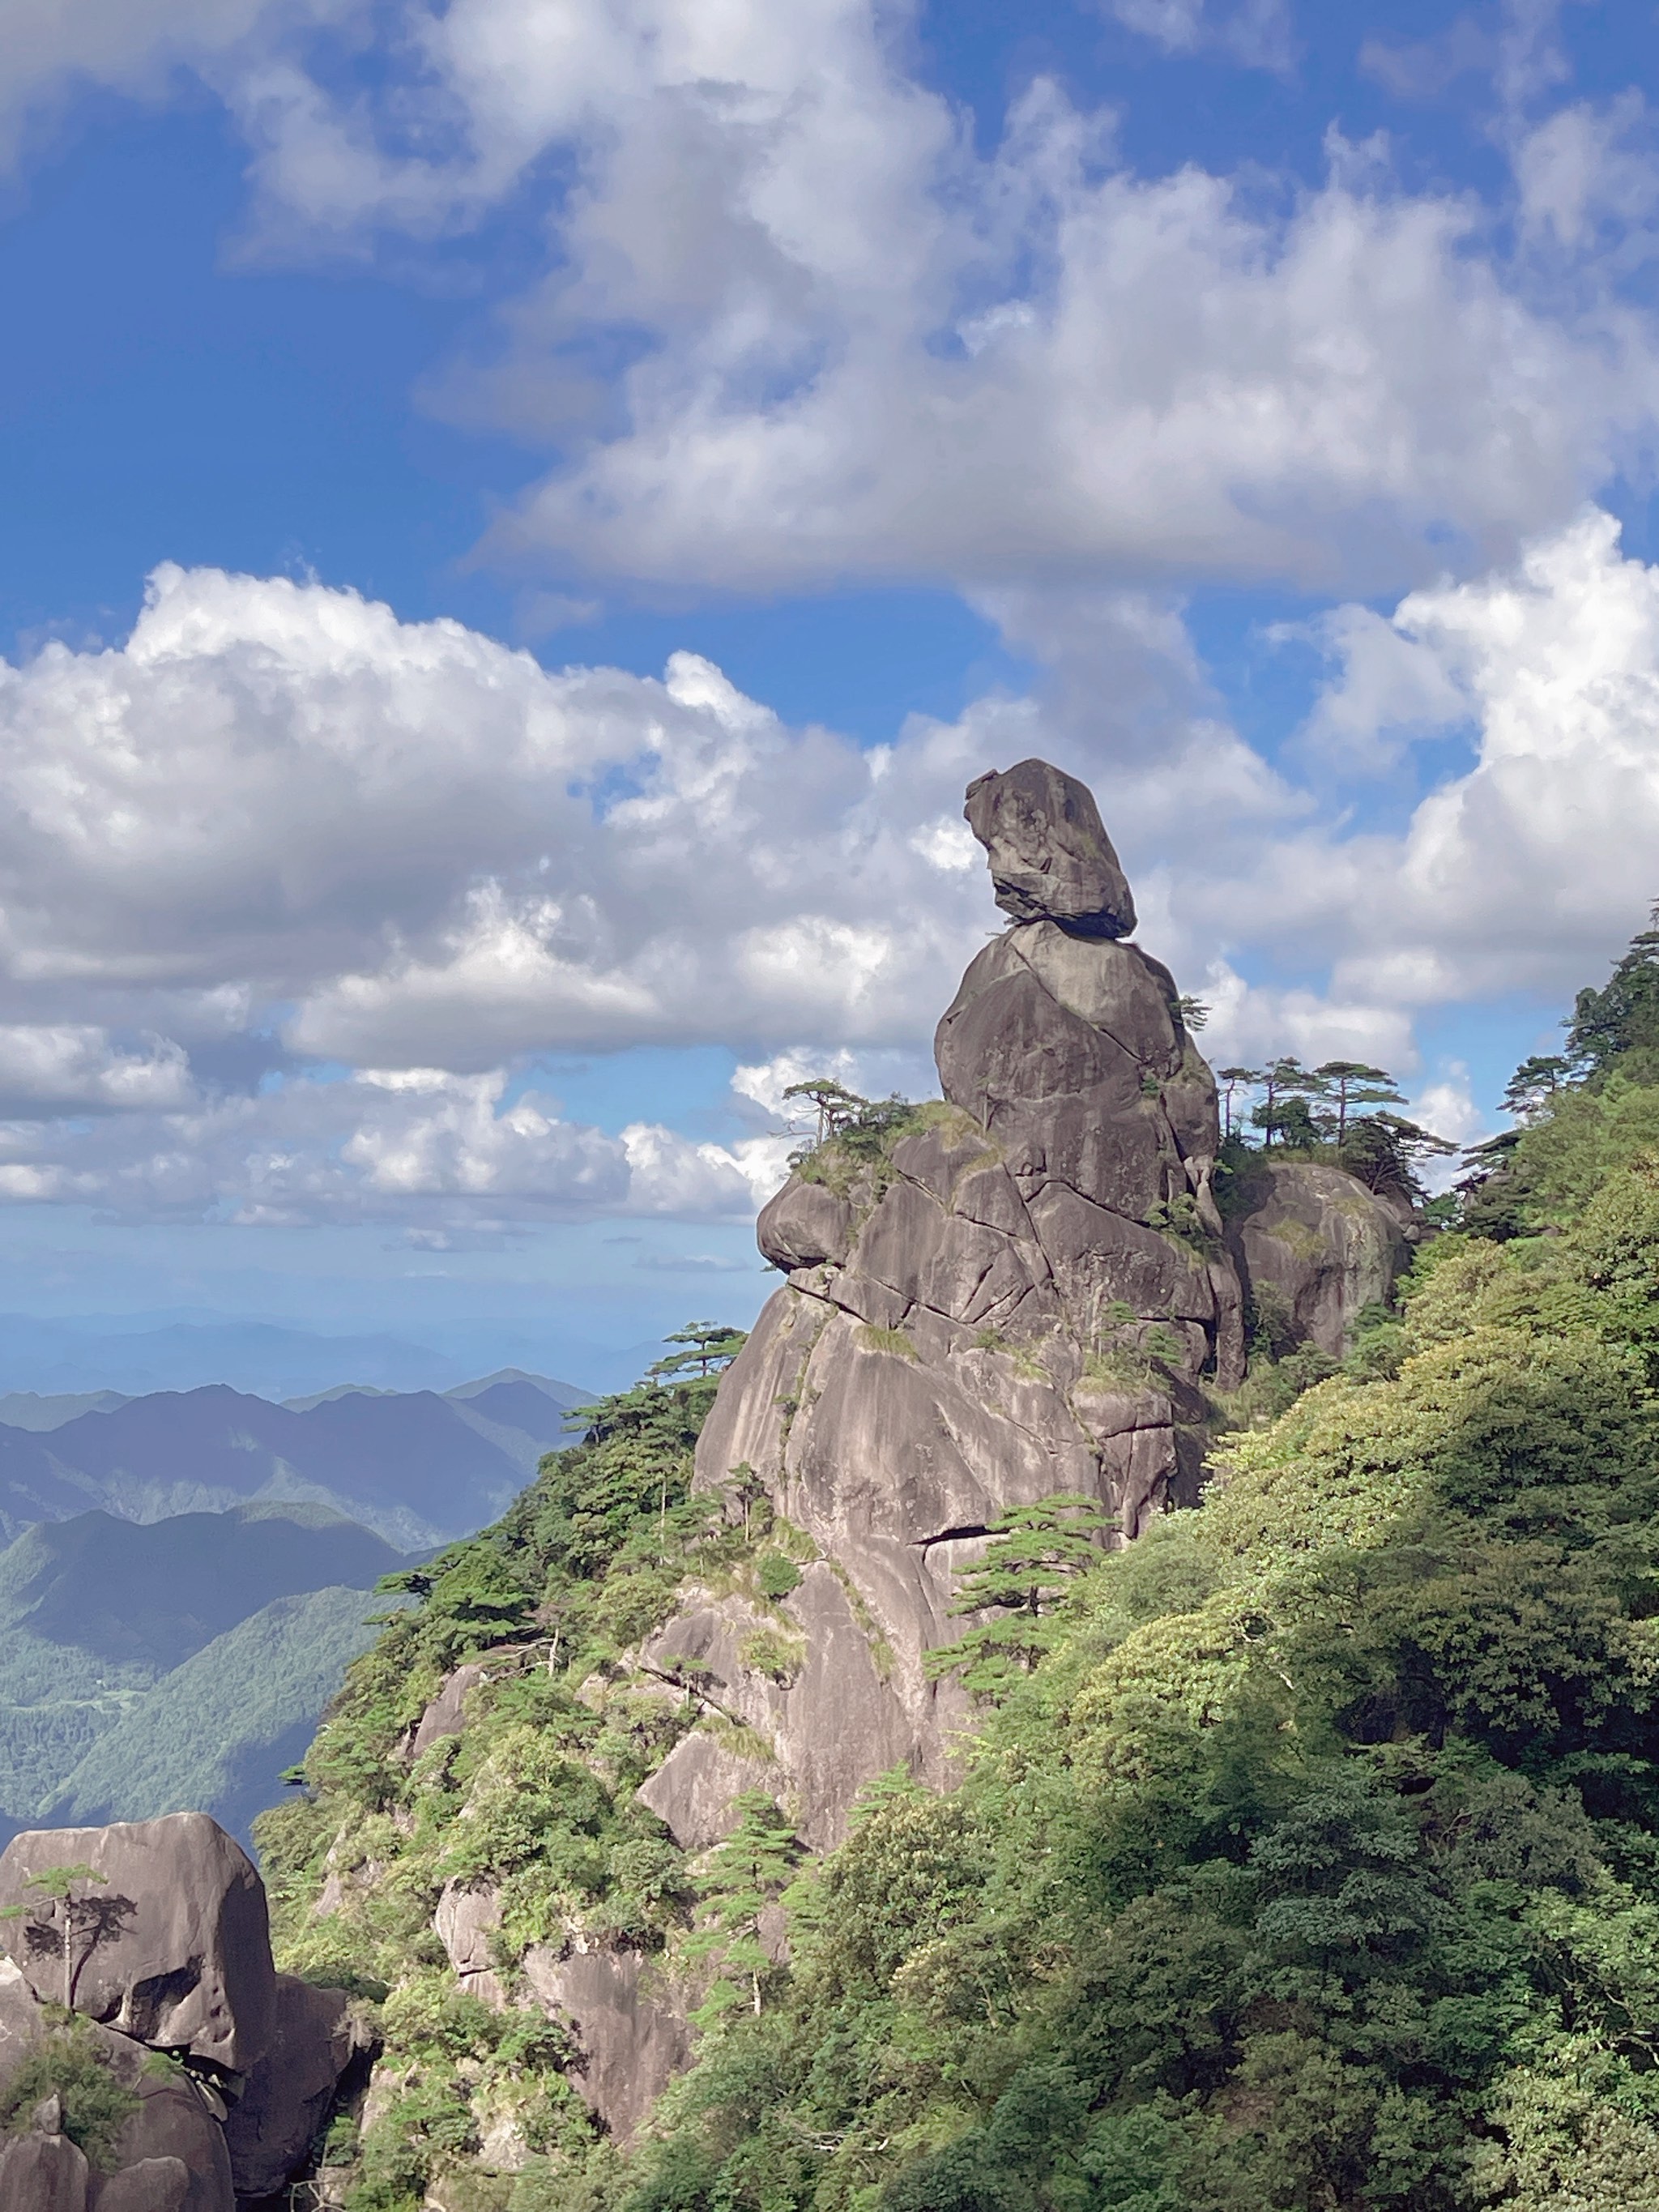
[0,1365,591,1552]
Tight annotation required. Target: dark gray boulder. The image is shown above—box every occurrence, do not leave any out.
[0,2129,91,2210]
[757,1179,856,1272]
[0,1961,232,2212]
[964,758,1136,936]
[0,1815,274,2080]
[1226,1162,1410,1357]
[91,2162,193,2211]
[222,1975,360,2201]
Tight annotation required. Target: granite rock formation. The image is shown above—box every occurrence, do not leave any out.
[430,1847,692,2143]
[964,758,1137,935]
[0,1816,360,2210]
[0,1815,274,2078]
[650,760,1248,1854]
[222,1974,365,2201]
[1226,1160,1410,1358]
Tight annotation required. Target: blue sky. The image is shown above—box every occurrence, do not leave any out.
[0,0,1657,1379]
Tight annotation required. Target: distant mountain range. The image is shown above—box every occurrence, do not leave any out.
[0,1501,418,1847]
[0,1314,663,1399]
[0,1368,589,1550]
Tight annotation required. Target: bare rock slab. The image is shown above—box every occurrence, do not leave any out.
[521,1944,691,2146]
[0,2131,91,2212]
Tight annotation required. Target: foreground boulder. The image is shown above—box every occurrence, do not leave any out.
[0,1818,359,2209]
[0,1814,274,2079]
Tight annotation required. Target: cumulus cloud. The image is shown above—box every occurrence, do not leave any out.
[0,1064,783,1229]
[0,1027,192,1116]
[3,516,1659,1222]
[3,0,1648,603]
[0,563,992,1068]
[487,115,1653,597]
[1168,508,1659,1021]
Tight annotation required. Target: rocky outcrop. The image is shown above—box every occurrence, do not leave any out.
[1227,1162,1410,1357]
[521,1944,693,2146]
[668,760,1248,1851]
[408,1661,489,1760]
[638,1567,911,1853]
[0,1819,360,2210]
[223,1975,365,2201]
[0,1815,274,2079]
[430,1872,689,2145]
[434,1878,508,2009]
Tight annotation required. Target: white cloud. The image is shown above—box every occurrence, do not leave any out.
[1280,604,1470,775]
[3,515,1659,1227]
[1513,95,1659,251]
[0,0,356,166]
[1171,508,1659,1015]
[0,568,992,1068]
[3,0,1644,603]
[1409,1066,1486,1151]
[488,123,1652,597]
[0,1027,192,1115]
[1188,962,1420,1078]
[0,1064,778,1228]
[1098,0,1291,70]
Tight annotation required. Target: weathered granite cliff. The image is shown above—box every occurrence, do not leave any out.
[646,759,1249,1853]
[1226,1159,1411,1359]
[215,758,1418,2190]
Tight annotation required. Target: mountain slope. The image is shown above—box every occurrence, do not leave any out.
[38,1584,402,1843]
[249,818,1659,2208]
[0,1500,404,1672]
[0,1501,418,1844]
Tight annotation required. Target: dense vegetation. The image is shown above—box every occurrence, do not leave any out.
[259,922,1659,2212]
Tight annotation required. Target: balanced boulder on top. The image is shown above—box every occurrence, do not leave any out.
[964,757,1137,937]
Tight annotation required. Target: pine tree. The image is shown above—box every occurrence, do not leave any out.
[1501,1054,1570,1120]
[648,1324,748,1382]
[1315,1061,1405,1142]
[926,1494,1111,1696]
[687,1792,801,2019]
[1,1864,111,2009]
[1251,1058,1331,1150]
[1217,1067,1260,1142]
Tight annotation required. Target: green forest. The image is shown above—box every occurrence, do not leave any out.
[256,921,1659,2212]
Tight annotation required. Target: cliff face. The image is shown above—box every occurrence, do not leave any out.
[650,760,1247,1852]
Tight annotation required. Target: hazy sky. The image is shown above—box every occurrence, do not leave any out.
[2,0,1658,1365]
